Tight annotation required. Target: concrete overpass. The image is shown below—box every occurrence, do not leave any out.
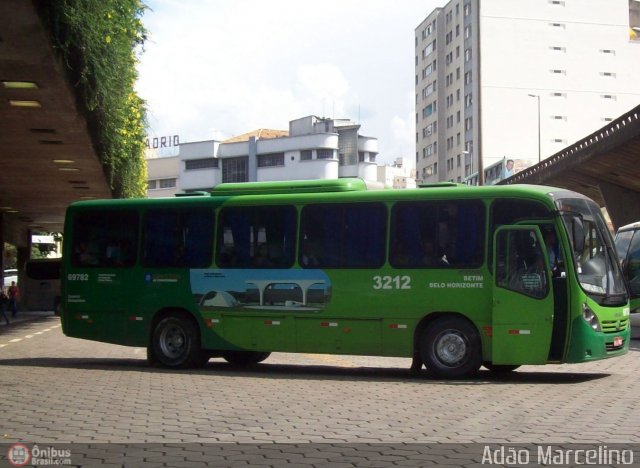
[501,103,640,231]
[0,1,111,269]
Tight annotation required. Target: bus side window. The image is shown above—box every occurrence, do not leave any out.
[496,229,548,299]
[299,203,386,268]
[72,211,138,268]
[143,209,214,268]
[216,205,296,269]
[390,200,484,268]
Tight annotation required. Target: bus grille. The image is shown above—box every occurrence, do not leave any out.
[606,339,625,352]
[601,318,629,334]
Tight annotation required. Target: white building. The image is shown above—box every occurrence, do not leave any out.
[146,149,179,198]
[377,157,417,189]
[415,0,640,185]
[148,116,380,195]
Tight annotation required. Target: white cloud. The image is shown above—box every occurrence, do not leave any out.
[137,0,449,159]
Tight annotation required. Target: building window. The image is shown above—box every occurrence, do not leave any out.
[159,178,177,189]
[185,158,219,170]
[317,148,335,159]
[257,152,285,167]
[147,180,157,190]
[465,117,473,131]
[300,150,312,161]
[222,156,248,183]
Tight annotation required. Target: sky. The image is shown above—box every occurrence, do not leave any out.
[136,0,448,165]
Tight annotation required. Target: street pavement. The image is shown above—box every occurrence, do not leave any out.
[1,313,639,467]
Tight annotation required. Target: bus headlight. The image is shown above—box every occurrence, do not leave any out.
[582,304,601,332]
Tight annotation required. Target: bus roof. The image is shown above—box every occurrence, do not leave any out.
[211,178,372,196]
[67,182,582,211]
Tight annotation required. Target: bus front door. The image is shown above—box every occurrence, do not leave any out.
[492,226,554,365]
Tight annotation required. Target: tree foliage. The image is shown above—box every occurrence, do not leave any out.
[38,0,148,198]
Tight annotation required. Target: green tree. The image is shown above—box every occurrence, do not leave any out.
[38,0,149,198]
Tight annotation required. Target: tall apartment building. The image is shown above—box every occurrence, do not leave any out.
[415,0,640,184]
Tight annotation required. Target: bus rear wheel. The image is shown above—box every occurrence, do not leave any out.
[223,351,271,365]
[420,317,482,379]
[151,314,202,368]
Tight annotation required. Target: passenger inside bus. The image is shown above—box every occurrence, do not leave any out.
[543,227,563,277]
[422,239,448,266]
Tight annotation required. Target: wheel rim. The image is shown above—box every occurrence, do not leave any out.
[434,329,468,367]
[159,323,187,359]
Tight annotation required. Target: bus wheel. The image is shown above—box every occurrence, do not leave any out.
[484,363,520,373]
[420,317,482,379]
[151,315,202,368]
[223,351,271,365]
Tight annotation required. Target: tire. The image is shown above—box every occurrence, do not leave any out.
[223,351,271,365]
[420,317,482,379]
[484,363,520,373]
[151,314,203,368]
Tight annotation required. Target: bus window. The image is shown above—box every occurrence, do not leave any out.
[216,205,296,268]
[300,203,386,268]
[490,199,552,271]
[143,208,214,268]
[495,229,549,299]
[390,200,484,268]
[615,230,633,260]
[624,229,640,297]
[72,211,138,268]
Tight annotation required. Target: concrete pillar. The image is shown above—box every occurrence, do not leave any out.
[248,136,257,182]
[599,181,640,231]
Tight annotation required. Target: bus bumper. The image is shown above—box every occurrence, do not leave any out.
[564,317,630,363]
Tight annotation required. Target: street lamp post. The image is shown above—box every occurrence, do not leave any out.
[528,94,541,163]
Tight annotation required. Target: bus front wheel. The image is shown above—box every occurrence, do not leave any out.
[151,315,202,368]
[223,351,271,365]
[420,317,482,379]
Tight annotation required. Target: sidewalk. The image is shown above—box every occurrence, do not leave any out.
[0,310,57,328]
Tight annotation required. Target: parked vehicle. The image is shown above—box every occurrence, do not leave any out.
[23,258,61,312]
[3,268,17,290]
[614,222,640,338]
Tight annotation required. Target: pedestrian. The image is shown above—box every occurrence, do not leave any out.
[8,281,19,318]
[0,289,9,325]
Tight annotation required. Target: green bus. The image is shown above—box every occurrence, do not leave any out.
[60,179,630,378]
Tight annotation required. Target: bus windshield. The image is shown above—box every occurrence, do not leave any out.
[557,198,627,304]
